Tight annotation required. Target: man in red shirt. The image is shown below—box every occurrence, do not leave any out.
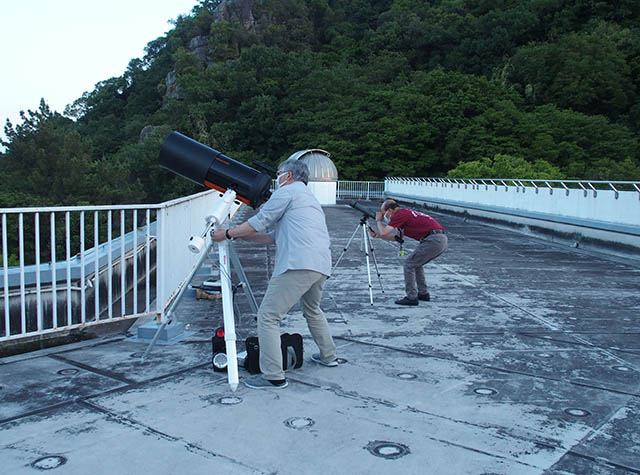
[371,199,448,305]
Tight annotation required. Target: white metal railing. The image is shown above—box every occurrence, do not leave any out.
[0,189,222,343]
[1,204,157,342]
[386,177,640,200]
[385,177,640,235]
[269,180,384,200]
[336,181,384,200]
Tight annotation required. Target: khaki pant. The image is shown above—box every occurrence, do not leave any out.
[257,269,336,380]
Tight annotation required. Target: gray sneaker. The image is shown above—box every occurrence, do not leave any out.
[311,353,339,367]
[244,375,288,389]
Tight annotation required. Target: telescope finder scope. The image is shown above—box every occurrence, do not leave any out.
[159,132,272,209]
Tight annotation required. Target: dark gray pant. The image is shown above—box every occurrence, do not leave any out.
[403,234,448,299]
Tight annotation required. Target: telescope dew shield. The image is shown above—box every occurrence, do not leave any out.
[349,201,376,219]
[159,131,272,208]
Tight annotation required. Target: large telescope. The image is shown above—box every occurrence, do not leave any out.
[159,131,272,208]
[158,131,273,392]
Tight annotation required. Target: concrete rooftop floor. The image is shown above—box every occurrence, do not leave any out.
[1,201,639,474]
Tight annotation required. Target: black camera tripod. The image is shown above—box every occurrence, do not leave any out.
[331,214,384,305]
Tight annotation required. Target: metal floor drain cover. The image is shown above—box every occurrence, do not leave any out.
[327,318,347,324]
[565,408,591,417]
[284,417,315,429]
[397,373,417,380]
[613,365,632,372]
[57,368,79,376]
[31,455,67,470]
[217,396,242,405]
[365,441,410,459]
[474,387,497,396]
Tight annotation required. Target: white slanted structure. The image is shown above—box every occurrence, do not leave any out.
[288,149,338,205]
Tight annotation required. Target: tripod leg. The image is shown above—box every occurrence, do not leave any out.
[365,229,385,294]
[331,223,362,275]
[361,224,374,305]
[229,244,259,314]
[218,238,239,392]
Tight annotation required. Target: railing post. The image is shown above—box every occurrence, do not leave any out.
[65,212,71,326]
[157,206,166,323]
[145,209,151,313]
[51,212,57,329]
[107,211,113,320]
[94,211,99,321]
[133,209,138,315]
[609,183,619,200]
[34,213,42,332]
[2,214,9,337]
[80,211,86,323]
[19,213,25,334]
[120,211,126,318]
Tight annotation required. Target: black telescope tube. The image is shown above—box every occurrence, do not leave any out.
[349,201,376,219]
[158,132,272,208]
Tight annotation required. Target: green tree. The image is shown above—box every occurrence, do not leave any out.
[447,154,565,179]
[2,100,143,206]
[508,31,636,119]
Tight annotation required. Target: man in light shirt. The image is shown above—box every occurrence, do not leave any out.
[212,159,338,389]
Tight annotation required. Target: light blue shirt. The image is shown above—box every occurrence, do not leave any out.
[248,181,332,277]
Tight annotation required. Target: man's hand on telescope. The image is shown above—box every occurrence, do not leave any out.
[211,229,228,242]
[211,221,274,245]
[211,221,257,242]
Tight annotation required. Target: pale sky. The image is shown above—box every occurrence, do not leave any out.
[0,0,198,144]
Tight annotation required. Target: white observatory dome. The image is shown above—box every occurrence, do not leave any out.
[287,149,338,182]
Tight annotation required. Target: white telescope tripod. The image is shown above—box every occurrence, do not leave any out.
[331,214,384,305]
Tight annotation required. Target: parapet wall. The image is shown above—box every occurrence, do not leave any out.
[385,178,640,257]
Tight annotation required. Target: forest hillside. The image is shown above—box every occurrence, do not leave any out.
[2,0,639,207]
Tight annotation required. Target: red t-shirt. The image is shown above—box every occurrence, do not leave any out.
[388,208,444,241]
